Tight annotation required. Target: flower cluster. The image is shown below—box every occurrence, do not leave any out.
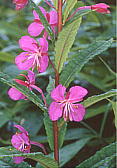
[10,1,111,163]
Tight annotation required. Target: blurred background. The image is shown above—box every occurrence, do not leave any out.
[0,0,116,167]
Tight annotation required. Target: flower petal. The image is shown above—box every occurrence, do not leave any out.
[15,52,34,70]
[28,22,44,37]
[14,125,28,135]
[13,156,24,164]
[51,84,66,101]
[68,86,88,103]
[71,104,85,122]
[39,55,48,73]
[39,38,48,52]
[27,70,35,85]
[8,88,25,100]
[49,102,63,121]
[19,36,37,52]
[49,10,58,25]
[91,3,110,14]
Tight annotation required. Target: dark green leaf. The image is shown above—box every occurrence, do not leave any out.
[59,138,91,166]
[60,39,113,87]
[0,157,32,168]
[76,142,116,168]
[65,128,94,141]
[55,17,82,73]
[63,0,77,24]
[0,147,58,168]
[83,89,117,108]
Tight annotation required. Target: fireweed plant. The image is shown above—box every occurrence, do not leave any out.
[0,0,116,168]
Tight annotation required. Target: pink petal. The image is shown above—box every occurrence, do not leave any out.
[49,10,58,25]
[91,3,110,14]
[28,22,44,37]
[51,84,66,101]
[11,134,23,149]
[39,38,48,52]
[13,0,28,10]
[27,70,35,85]
[49,102,63,121]
[68,86,88,103]
[19,36,37,52]
[13,156,24,164]
[39,55,49,73]
[8,88,25,100]
[14,125,28,135]
[70,104,85,122]
[15,52,34,70]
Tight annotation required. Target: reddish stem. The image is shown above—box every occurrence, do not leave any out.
[52,0,63,165]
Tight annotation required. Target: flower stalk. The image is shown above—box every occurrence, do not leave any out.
[52,0,63,164]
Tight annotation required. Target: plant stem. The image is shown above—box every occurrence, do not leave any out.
[52,0,63,164]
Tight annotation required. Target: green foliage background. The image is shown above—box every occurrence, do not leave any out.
[0,0,116,167]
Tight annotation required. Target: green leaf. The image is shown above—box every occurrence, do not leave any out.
[51,0,58,9]
[0,52,15,63]
[44,114,67,150]
[0,72,46,112]
[63,0,77,24]
[66,9,91,25]
[83,89,117,108]
[59,138,91,166]
[0,147,58,168]
[29,0,54,41]
[108,99,117,128]
[76,142,116,168]
[60,38,113,87]
[55,17,82,73]
[65,128,94,141]
[85,104,108,119]
[0,157,32,168]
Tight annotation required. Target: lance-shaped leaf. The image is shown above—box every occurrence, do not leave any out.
[0,72,46,112]
[76,142,116,168]
[51,0,58,9]
[59,138,91,166]
[0,157,32,168]
[55,17,82,73]
[0,147,58,168]
[63,0,77,24]
[60,39,113,87]
[30,0,54,41]
[66,9,91,25]
[83,89,117,108]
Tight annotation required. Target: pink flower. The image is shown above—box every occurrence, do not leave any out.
[8,71,46,105]
[13,0,28,10]
[15,36,48,73]
[91,3,110,14]
[77,3,110,14]
[28,7,58,37]
[49,84,88,122]
[67,3,110,22]
[11,125,47,164]
[8,70,35,101]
